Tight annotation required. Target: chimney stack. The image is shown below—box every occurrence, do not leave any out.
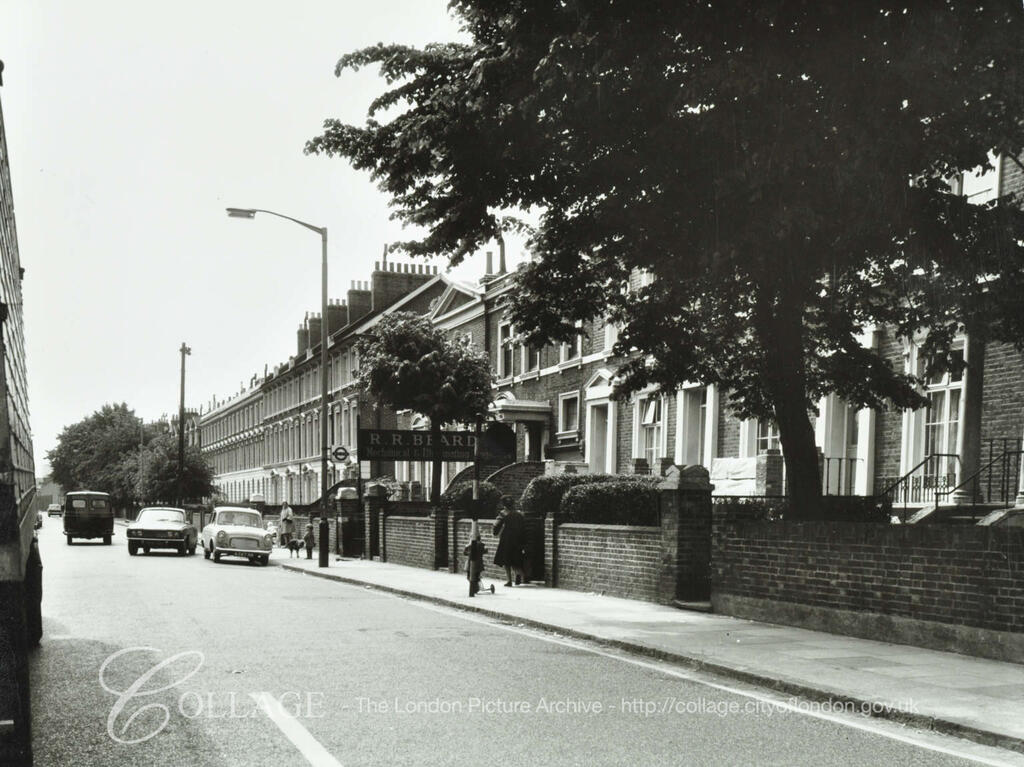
[297,322,309,356]
[485,251,493,277]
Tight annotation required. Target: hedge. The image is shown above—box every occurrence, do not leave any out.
[440,480,502,518]
[561,477,662,525]
[519,473,623,517]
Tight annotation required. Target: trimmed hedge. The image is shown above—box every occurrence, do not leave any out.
[712,494,893,524]
[440,480,502,518]
[561,477,662,525]
[519,473,623,517]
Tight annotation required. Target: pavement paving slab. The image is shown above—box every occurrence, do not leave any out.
[268,549,1024,754]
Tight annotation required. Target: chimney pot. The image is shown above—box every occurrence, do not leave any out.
[485,251,493,276]
[498,237,507,274]
[374,261,380,271]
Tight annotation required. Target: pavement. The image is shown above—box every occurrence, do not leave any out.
[269,547,1024,755]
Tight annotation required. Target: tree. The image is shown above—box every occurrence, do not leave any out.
[47,403,145,506]
[134,435,215,504]
[355,312,494,504]
[308,2,1024,513]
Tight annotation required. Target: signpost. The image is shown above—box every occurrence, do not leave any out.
[330,446,349,463]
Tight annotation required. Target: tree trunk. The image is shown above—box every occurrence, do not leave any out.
[430,419,442,506]
[759,294,822,518]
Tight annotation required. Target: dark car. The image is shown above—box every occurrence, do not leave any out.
[127,507,197,556]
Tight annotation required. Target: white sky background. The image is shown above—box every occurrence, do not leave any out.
[1,1,521,475]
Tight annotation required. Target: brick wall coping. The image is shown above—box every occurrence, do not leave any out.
[558,523,661,534]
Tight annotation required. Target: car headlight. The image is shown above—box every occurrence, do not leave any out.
[216,530,228,545]
[262,534,273,550]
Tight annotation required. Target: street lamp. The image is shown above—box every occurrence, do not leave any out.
[227,207,331,568]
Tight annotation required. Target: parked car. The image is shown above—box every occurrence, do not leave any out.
[127,507,197,556]
[46,503,61,517]
[201,506,272,566]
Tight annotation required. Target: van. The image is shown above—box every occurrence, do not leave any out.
[63,490,113,545]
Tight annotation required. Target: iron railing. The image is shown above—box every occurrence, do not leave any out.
[877,453,960,518]
[935,438,1023,512]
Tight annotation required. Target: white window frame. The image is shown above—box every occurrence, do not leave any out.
[899,336,967,487]
[557,392,581,437]
[498,321,515,379]
[632,390,668,465]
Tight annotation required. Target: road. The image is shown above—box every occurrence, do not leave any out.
[28,518,1023,767]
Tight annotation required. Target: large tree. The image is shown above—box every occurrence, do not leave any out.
[133,435,216,505]
[355,312,494,504]
[47,405,215,507]
[308,2,1024,512]
[47,403,145,505]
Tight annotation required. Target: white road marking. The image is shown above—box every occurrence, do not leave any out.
[404,598,1024,767]
[250,692,343,767]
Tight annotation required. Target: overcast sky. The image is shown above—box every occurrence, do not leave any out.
[1,1,517,475]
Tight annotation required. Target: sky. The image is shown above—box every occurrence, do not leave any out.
[0,1,519,475]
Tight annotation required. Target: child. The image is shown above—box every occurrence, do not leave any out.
[303,523,315,560]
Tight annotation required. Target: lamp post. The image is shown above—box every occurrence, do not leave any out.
[178,342,191,508]
[227,207,331,568]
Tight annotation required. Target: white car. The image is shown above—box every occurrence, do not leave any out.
[201,506,273,566]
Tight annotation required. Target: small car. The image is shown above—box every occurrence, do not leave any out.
[201,506,273,566]
[46,503,62,517]
[127,507,197,556]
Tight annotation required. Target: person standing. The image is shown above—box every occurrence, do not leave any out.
[303,523,315,560]
[280,501,295,547]
[493,495,526,586]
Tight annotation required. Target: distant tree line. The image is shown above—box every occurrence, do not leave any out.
[46,403,215,508]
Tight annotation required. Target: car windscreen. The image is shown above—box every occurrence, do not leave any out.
[138,509,185,524]
[217,512,261,528]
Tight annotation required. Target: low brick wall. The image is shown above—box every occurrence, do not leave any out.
[383,515,436,570]
[712,519,1024,662]
[556,523,662,602]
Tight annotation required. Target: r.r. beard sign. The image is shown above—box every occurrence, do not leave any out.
[358,429,478,461]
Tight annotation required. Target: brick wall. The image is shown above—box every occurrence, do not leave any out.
[712,516,1024,660]
[382,515,436,570]
[555,524,663,602]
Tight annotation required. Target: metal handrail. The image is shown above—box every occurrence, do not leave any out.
[879,453,960,502]
[936,447,1024,507]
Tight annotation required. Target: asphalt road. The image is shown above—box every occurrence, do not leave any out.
[28,519,1023,767]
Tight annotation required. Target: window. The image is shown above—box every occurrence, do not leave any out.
[638,395,664,464]
[924,349,963,480]
[756,420,780,453]
[560,334,582,363]
[558,394,580,435]
[522,343,541,373]
[498,322,514,379]
[956,154,999,205]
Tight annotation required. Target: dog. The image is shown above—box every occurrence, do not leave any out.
[287,539,303,558]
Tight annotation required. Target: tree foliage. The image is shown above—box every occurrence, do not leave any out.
[309,2,1024,511]
[355,312,494,427]
[46,404,215,506]
[134,435,216,504]
[355,312,494,503]
[47,403,146,505]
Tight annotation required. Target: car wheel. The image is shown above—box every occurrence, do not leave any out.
[188,540,197,556]
[66,535,72,545]
[260,555,269,566]
[203,542,211,560]
[213,549,221,563]
[143,547,150,554]
[103,535,112,545]
[178,541,187,556]
[128,542,138,556]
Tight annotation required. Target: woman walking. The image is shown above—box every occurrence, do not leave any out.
[493,495,526,586]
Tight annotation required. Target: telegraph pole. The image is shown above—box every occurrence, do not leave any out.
[178,342,191,507]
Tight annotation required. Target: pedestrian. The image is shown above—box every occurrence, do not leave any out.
[492,495,526,586]
[303,523,315,560]
[279,501,294,547]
